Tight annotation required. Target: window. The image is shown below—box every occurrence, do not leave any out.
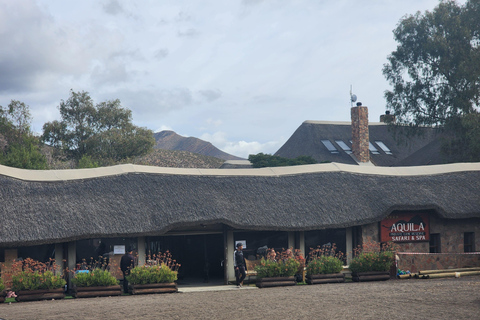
[368,142,380,154]
[429,233,441,253]
[321,140,339,154]
[375,141,392,155]
[335,140,352,154]
[464,232,475,252]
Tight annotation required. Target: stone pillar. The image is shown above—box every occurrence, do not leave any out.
[67,241,76,290]
[54,243,64,274]
[288,231,295,249]
[297,231,305,257]
[351,104,370,163]
[346,227,353,264]
[225,230,235,284]
[137,237,146,266]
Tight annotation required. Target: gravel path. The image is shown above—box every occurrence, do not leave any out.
[1,277,479,320]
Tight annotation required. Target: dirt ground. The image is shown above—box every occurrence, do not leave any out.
[1,277,479,320]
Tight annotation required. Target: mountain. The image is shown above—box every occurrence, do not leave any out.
[154,130,244,161]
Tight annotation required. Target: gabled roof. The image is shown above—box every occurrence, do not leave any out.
[275,121,448,166]
[0,162,479,247]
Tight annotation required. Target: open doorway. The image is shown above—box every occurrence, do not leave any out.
[146,233,224,284]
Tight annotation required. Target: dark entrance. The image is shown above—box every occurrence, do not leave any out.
[146,233,224,283]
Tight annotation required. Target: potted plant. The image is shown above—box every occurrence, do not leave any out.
[71,268,121,298]
[11,258,66,302]
[306,244,345,284]
[349,240,397,282]
[0,276,5,303]
[126,251,180,295]
[254,248,300,288]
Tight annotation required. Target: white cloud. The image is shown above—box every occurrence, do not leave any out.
[200,131,280,158]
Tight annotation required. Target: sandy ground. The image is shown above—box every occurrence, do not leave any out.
[1,277,479,320]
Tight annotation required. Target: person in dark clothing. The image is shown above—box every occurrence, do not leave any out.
[120,248,135,293]
[234,243,247,287]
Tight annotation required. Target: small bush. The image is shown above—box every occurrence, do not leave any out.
[349,240,397,273]
[12,270,66,291]
[255,258,300,278]
[306,255,343,275]
[71,269,119,287]
[127,264,178,285]
[10,258,65,292]
[0,277,5,292]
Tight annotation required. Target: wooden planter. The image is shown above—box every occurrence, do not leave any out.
[15,288,65,302]
[256,276,296,288]
[0,290,6,303]
[352,271,390,282]
[73,285,122,298]
[128,282,178,295]
[306,273,345,285]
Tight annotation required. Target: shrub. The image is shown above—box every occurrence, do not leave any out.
[306,255,343,275]
[12,270,65,291]
[126,264,178,285]
[255,258,300,278]
[254,249,301,279]
[71,269,119,287]
[349,240,397,273]
[10,258,65,292]
[0,277,4,292]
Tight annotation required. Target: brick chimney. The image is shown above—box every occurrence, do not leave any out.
[351,102,370,163]
[380,110,395,123]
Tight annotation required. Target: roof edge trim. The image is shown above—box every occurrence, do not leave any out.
[1,162,480,182]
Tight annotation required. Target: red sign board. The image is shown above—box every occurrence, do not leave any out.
[380,213,430,242]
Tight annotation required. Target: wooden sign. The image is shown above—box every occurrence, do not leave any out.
[380,213,429,242]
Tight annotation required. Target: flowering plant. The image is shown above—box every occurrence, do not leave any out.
[126,251,180,285]
[11,258,66,291]
[349,240,398,273]
[306,244,344,275]
[255,248,300,278]
[72,269,119,287]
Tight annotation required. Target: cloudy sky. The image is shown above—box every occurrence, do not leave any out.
[0,0,456,158]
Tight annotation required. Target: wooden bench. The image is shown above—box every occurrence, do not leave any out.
[244,258,262,282]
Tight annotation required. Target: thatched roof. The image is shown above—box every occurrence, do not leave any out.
[0,162,479,247]
[275,121,449,166]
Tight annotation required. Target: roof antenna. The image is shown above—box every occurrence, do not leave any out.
[350,85,357,107]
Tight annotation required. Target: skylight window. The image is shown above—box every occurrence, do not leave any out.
[368,142,380,154]
[375,141,392,155]
[335,140,352,154]
[321,140,339,154]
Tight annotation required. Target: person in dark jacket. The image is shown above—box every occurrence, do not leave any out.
[120,247,135,293]
[234,243,247,287]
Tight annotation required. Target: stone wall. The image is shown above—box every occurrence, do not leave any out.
[360,216,480,272]
[397,253,480,273]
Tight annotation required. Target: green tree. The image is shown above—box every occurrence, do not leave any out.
[383,0,479,126]
[248,153,317,168]
[42,90,155,165]
[0,100,47,169]
[383,0,480,161]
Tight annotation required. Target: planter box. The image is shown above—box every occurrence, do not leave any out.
[306,273,345,285]
[129,282,178,295]
[352,271,390,282]
[73,285,122,298]
[15,288,65,302]
[256,276,296,288]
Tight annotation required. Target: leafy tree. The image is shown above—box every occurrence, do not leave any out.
[248,153,317,168]
[383,0,480,161]
[383,0,479,126]
[42,90,155,165]
[0,100,47,169]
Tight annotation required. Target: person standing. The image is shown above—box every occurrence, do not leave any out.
[234,243,247,288]
[120,247,135,294]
